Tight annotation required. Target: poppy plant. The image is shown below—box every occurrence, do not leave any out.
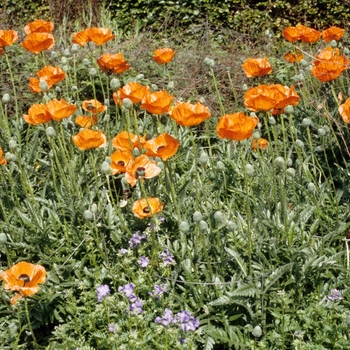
[23,104,52,125]
[321,26,345,42]
[252,138,268,150]
[113,82,150,105]
[169,101,211,126]
[283,50,303,63]
[72,28,91,46]
[132,197,164,219]
[0,261,46,305]
[74,27,115,46]
[97,53,130,74]
[28,65,66,93]
[75,115,98,128]
[242,58,272,77]
[141,90,174,114]
[110,150,133,175]
[152,48,176,64]
[0,148,7,165]
[125,155,162,187]
[112,131,146,152]
[21,32,55,54]
[144,133,179,160]
[72,129,107,150]
[338,97,350,124]
[82,99,106,114]
[24,19,54,34]
[45,98,77,121]
[216,112,259,141]
[0,30,18,47]
[282,25,320,43]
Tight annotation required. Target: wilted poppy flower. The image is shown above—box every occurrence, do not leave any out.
[132,197,164,219]
[152,48,176,64]
[283,50,303,63]
[244,84,300,112]
[0,148,7,165]
[23,104,51,125]
[112,131,145,152]
[217,112,258,141]
[144,133,179,160]
[45,99,77,121]
[113,82,150,105]
[72,28,91,46]
[87,27,115,46]
[141,91,174,114]
[125,155,162,187]
[338,97,350,123]
[0,261,46,305]
[21,33,55,53]
[82,99,106,114]
[252,138,268,150]
[110,150,133,175]
[169,101,210,126]
[75,115,98,128]
[242,58,272,77]
[24,19,54,34]
[97,53,130,74]
[72,129,107,150]
[28,65,66,93]
[322,26,345,42]
[0,30,18,47]
[299,25,321,43]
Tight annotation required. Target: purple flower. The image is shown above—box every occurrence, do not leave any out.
[129,232,146,248]
[138,256,150,268]
[119,248,129,255]
[155,308,174,326]
[97,284,110,302]
[108,323,115,333]
[326,289,342,301]
[173,310,199,332]
[129,297,143,314]
[160,249,175,265]
[149,283,167,298]
[118,283,135,299]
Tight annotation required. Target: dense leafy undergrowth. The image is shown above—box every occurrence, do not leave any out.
[0,13,350,350]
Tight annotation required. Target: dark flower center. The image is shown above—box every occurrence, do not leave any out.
[136,167,146,178]
[117,161,125,166]
[157,145,165,152]
[143,207,150,213]
[18,273,30,286]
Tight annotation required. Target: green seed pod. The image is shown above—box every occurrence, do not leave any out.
[49,150,54,159]
[72,85,78,92]
[204,57,213,66]
[8,140,17,151]
[0,232,7,243]
[46,126,56,138]
[252,325,262,338]
[317,128,326,137]
[83,58,90,66]
[167,81,174,90]
[274,156,285,168]
[110,78,121,90]
[71,44,79,53]
[330,40,337,48]
[295,139,304,149]
[91,204,98,213]
[5,152,16,162]
[151,84,158,92]
[101,161,111,175]
[284,105,294,114]
[214,211,224,222]
[39,79,49,92]
[179,221,190,233]
[323,125,330,134]
[2,93,11,104]
[193,211,202,222]
[300,59,308,67]
[122,98,133,110]
[135,74,144,80]
[62,65,69,72]
[105,156,111,164]
[61,56,68,65]
[252,131,261,140]
[268,116,276,125]
[301,118,312,127]
[55,86,62,93]
[157,161,164,170]
[242,83,248,91]
[89,68,97,76]
[84,210,93,221]
[199,220,208,231]
[216,161,225,171]
[344,47,350,56]
[226,221,235,230]
[245,164,254,176]
[286,167,295,177]
[307,182,317,193]
[199,152,209,165]
[51,51,58,59]
[132,148,140,157]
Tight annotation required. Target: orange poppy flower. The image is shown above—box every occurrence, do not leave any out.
[0,147,7,165]
[72,129,107,150]
[82,99,106,114]
[0,30,18,47]
[217,112,259,141]
[75,115,98,128]
[0,261,46,305]
[24,19,54,34]
[113,82,150,105]
[45,99,77,121]
[144,133,179,160]
[315,46,340,61]
[21,33,55,54]
[299,25,321,43]
[72,28,91,46]
[169,101,211,126]
[112,131,146,152]
[97,53,130,74]
[283,50,303,63]
[125,155,162,187]
[110,150,133,175]
[321,26,345,42]
[141,90,174,115]
[282,26,301,42]
[86,27,115,46]
[132,197,164,219]
[28,65,66,93]
[23,104,52,125]
[244,84,300,112]
[338,97,350,124]
[152,48,176,64]
[252,138,268,150]
[242,58,272,77]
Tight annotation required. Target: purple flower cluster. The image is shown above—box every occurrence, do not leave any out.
[326,289,342,301]
[138,256,150,268]
[118,283,143,314]
[96,284,110,302]
[160,249,175,265]
[129,232,146,248]
[155,309,199,332]
[149,283,167,298]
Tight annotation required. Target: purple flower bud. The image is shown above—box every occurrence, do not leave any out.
[129,232,147,248]
[97,284,110,302]
[138,256,150,268]
[129,297,143,314]
[108,323,115,333]
[160,249,175,265]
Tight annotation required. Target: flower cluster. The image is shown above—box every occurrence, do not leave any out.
[96,284,110,302]
[155,309,199,332]
[118,283,143,314]
[326,289,342,301]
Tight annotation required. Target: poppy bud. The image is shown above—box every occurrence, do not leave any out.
[9,140,17,151]
[122,98,133,109]
[61,57,68,65]
[0,232,7,243]
[179,221,190,233]
[330,40,337,48]
[216,161,225,171]
[157,161,164,170]
[268,116,276,125]
[274,157,285,168]
[72,85,78,92]
[5,152,16,162]
[91,204,98,213]
[55,86,62,93]
[344,48,350,55]
[2,93,11,104]
[245,164,254,176]
[84,209,93,221]
[252,325,262,338]
[167,81,174,90]
[51,51,59,58]
[295,139,304,149]
[214,211,224,222]
[39,78,49,92]
[307,182,316,193]
[300,59,308,67]
[286,158,293,167]
[110,78,120,90]
[89,68,97,76]
[286,167,296,177]
[252,131,261,140]
[199,152,209,165]
[151,84,158,92]
[226,220,235,230]
[317,128,326,136]
[46,126,56,138]
[83,58,91,66]
[49,150,54,159]
[71,44,80,53]
[301,118,311,127]
[242,84,248,91]
[101,161,111,175]
[63,48,70,57]
[132,148,140,157]
[104,99,110,107]
[193,211,202,222]
[199,220,208,231]
[136,74,144,80]
[104,156,111,164]
[323,125,330,134]
[62,65,69,72]
[284,105,294,114]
